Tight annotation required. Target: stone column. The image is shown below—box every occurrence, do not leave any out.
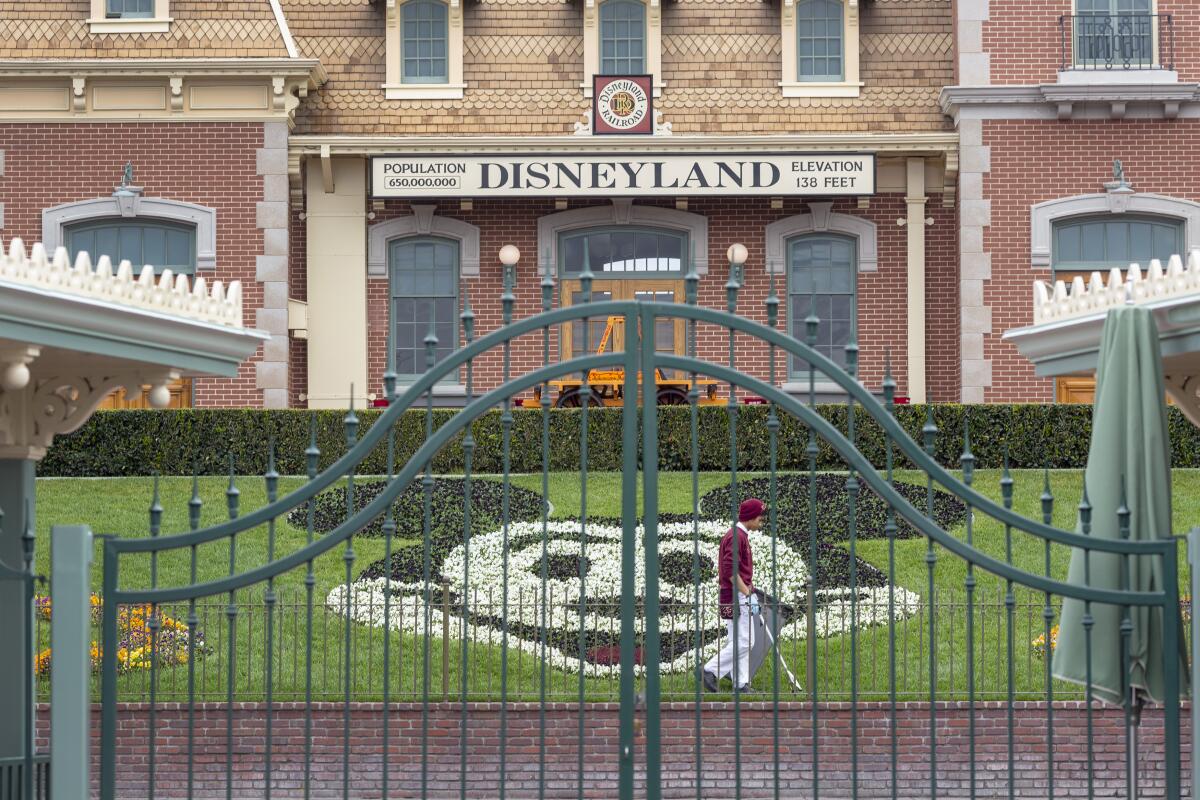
[256,121,291,408]
[305,156,369,408]
[0,458,35,762]
[906,157,928,404]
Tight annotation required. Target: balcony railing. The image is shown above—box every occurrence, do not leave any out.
[1059,13,1174,71]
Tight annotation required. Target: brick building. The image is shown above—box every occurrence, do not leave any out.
[943,0,1199,403]
[0,0,962,409]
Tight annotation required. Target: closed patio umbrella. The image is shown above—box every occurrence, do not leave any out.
[1053,304,1188,793]
[1053,304,1185,703]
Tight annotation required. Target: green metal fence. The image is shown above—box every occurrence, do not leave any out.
[0,506,41,800]
[89,261,1186,798]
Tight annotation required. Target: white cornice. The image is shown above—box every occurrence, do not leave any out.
[941,83,1200,121]
[290,132,959,157]
[0,59,327,85]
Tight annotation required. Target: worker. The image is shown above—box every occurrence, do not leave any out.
[702,497,765,693]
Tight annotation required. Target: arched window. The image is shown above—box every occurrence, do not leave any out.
[389,237,458,378]
[559,227,685,276]
[402,0,449,84]
[797,0,844,82]
[787,234,856,377]
[1052,213,1183,274]
[600,0,646,74]
[66,218,196,274]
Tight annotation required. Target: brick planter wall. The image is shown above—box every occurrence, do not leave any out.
[38,700,1190,798]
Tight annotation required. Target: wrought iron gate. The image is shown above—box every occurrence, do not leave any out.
[93,263,1185,798]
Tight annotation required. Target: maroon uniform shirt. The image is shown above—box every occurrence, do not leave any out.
[717,523,754,619]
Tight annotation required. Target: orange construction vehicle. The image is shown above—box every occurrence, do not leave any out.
[524,315,722,408]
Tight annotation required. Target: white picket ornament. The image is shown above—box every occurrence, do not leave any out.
[0,237,244,328]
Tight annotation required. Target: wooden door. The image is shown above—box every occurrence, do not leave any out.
[560,280,686,365]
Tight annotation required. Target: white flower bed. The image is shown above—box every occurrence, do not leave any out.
[326,520,922,676]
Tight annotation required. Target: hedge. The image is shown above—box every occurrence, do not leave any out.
[38,403,1200,477]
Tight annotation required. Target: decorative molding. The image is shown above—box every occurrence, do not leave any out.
[764,206,878,274]
[942,147,959,209]
[288,151,303,204]
[535,203,709,275]
[941,83,1200,122]
[0,62,325,126]
[1030,192,1200,268]
[0,239,243,328]
[0,369,178,459]
[1030,252,1200,326]
[42,196,218,271]
[291,132,959,159]
[367,209,480,277]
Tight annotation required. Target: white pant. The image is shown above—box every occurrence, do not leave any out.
[704,597,755,687]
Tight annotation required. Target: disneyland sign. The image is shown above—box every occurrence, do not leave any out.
[370,154,875,198]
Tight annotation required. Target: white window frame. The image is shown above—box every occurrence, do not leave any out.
[536,202,708,275]
[88,0,171,33]
[583,0,663,98]
[1030,192,1200,268]
[385,0,465,100]
[780,0,862,98]
[42,195,216,270]
[368,207,479,396]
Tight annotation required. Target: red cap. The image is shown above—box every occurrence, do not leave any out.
[738,498,766,523]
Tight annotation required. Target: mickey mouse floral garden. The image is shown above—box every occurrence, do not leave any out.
[32,467,1200,701]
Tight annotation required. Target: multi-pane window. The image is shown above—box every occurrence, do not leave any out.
[1052,214,1183,273]
[1074,0,1153,67]
[560,228,685,276]
[600,0,646,74]
[797,0,844,81]
[66,219,196,275]
[402,0,449,84]
[389,237,458,378]
[788,234,856,377]
[106,0,154,18]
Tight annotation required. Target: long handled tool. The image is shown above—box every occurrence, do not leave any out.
[754,607,804,692]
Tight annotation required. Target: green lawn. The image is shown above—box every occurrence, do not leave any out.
[31,469,1200,703]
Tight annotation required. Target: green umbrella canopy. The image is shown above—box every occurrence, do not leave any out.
[1053,305,1188,706]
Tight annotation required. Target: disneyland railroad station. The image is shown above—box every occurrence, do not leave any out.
[0,0,1193,410]
[5,2,1200,799]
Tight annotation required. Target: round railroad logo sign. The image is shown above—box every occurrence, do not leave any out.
[596,78,650,132]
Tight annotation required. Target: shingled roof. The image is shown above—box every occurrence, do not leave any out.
[0,0,293,59]
[281,0,954,136]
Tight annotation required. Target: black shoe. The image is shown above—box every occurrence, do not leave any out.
[736,684,756,694]
[702,671,718,693]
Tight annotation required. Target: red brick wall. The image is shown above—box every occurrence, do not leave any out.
[40,701,1191,798]
[352,196,958,405]
[981,118,1200,401]
[984,0,1197,85]
[0,122,266,407]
